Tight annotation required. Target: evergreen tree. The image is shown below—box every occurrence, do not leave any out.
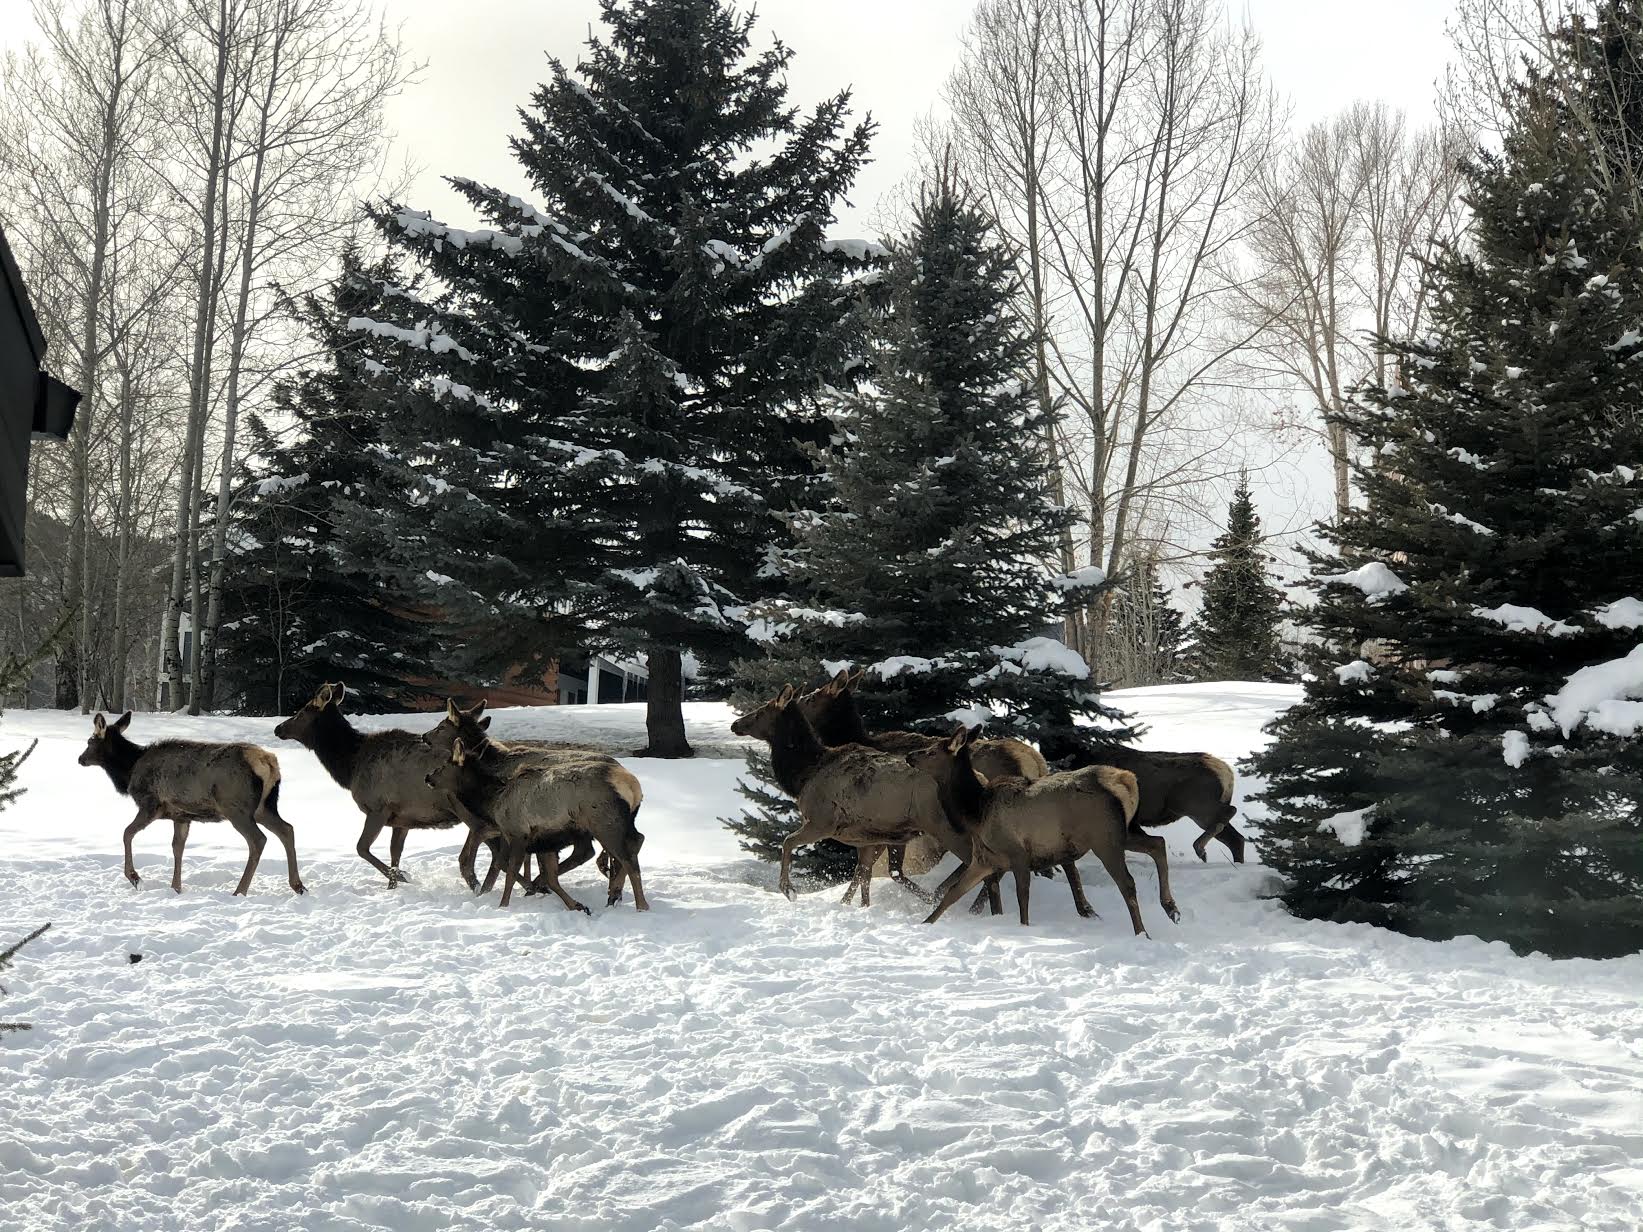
[723,174,1127,880]
[218,250,436,715]
[1110,556,1189,687]
[359,0,877,755]
[1187,478,1285,681]
[1251,2,1643,958]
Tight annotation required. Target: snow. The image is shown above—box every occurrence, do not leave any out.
[3,682,1642,1231]
[253,473,307,496]
[1545,643,1643,737]
[1329,561,1408,600]
[1318,806,1372,846]
[1472,603,1579,637]
[1334,659,1373,684]
[1502,729,1531,768]
[820,238,889,262]
[1591,596,1643,629]
[1048,565,1107,592]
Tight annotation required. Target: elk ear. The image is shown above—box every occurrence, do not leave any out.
[847,669,865,692]
[776,684,796,705]
[446,697,460,722]
[964,725,981,746]
[947,725,968,753]
[92,713,107,737]
[113,711,133,734]
[451,738,466,765]
[332,682,348,706]
[479,716,492,731]
[827,668,850,692]
[316,683,335,708]
[467,699,487,719]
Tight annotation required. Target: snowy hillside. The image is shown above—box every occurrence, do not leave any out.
[1,683,1640,1231]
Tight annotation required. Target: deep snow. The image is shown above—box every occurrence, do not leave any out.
[1,683,1640,1231]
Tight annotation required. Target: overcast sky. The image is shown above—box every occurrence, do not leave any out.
[379,0,1458,233]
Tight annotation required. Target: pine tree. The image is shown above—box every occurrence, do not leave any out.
[360,0,878,755]
[1187,478,1285,682]
[1251,2,1643,959]
[723,173,1127,880]
[1110,556,1189,687]
[217,250,437,715]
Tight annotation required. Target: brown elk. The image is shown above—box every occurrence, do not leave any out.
[424,737,648,912]
[1057,745,1244,862]
[77,712,304,896]
[797,669,1051,907]
[907,725,1154,932]
[275,683,483,889]
[730,685,975,906]
[421,698,628,895]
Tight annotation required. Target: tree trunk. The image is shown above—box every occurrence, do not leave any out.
[640,646,693,758]
[111,365,135,712]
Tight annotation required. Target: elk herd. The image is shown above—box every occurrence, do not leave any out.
[74,670,1246,934]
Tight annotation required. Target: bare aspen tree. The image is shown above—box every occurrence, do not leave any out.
[946,0,1281,671]
[0,0,169,709]
[1242,102,1462,516]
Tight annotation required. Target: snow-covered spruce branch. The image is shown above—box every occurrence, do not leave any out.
[0,923,51,1034]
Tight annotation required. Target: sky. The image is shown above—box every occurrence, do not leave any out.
[379,0,1459,234]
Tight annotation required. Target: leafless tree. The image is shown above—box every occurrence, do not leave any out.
[945,0,1283,667]
[1241,103,1464,516]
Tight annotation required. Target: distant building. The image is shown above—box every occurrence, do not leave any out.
[0,224,79,577]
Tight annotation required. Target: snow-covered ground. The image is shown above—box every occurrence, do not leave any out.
[2,683,1640,1231]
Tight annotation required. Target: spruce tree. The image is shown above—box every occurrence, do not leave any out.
[218,250,436,715]
[723,174,1127,880]
[1187,478,1285,681]
[361,0,877,755]
[1111,556,1189,687]
[1251,1,1643,958]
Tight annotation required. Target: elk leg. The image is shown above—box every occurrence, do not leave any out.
[498,840,527,908]
[1012,860,1032,925]
[888,844,935,901]
[388,826,409,880]
[843,845,879,907]
[1062,860,1098,918]
[228,816,267,897]
[1125,829,1178,922]
[255,808,306,896]
[614,834,649,912]
[170,820,191,894]
[604,844,626,905]
[479,835,505,895]
[457,827,483,893]
[355,813,401,887]
[778,816,831,901]
[534,848,591,914]
[924,860,997,925]
[1092,845,1147,937]
[1217,820,1248,863]
[122,808,157,886]
[968,872,1002,915]
[557,836,597,877]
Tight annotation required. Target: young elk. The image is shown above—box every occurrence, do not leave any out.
[424,738,648,912]
[421,699,630,897]
[77,712,304,896]
[907,725,1150,932]
[1057,745,1245,863]
[799,669,1050,905]
[729,685,972,906]
[275,683,481,889]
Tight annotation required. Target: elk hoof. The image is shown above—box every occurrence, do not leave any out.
[172,883,183,895]
[1164,902,1181,923]
[1077,905,1099,919]
[780,883,797,902]
[291,882,307,896]
[125,872,140,887]
[569,901,592,915]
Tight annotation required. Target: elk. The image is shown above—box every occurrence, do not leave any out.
[77,712,304,896]
[275,683,483,889]
[907,725,1154,932]
[1057,745,1245,862]
[424,737,648,912]
[797,669,1051,906]
[729,685,975,906]
[421,698,629,896]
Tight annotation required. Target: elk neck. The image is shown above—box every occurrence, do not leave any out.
[770,703,829,797]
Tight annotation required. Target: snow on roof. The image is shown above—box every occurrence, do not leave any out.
[1330,562,1408,600]
[1546,644,1643,737]
[1471,603,1578,637]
